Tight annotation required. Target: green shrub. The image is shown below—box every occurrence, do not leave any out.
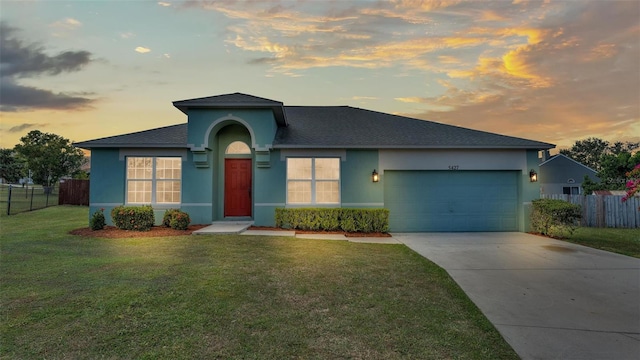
[89,208,105,230]
[164,209,190,230]
[531,199,581,238]
[110,205,155,231]
[339,209,358,232]
[162,209,180,227]
[275,208,389,233]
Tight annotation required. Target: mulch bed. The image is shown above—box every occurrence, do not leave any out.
[69,225,207,238]
[69,225,391,238]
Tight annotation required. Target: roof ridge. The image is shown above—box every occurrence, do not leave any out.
[173,92,282,104]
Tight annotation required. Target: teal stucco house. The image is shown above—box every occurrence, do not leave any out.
[75,93,554,232]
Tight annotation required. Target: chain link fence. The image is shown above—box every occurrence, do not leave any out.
[0,184,59,216]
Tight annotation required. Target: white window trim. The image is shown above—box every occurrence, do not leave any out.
[286,157,340,206]
[126,157,181,205]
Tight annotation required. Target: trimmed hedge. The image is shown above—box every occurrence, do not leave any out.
[531,199,581,238]
[111,205,155,231]
[275,208,389,233]
[163,208,191,230]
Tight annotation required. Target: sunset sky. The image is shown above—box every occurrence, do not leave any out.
[1,0,639,151]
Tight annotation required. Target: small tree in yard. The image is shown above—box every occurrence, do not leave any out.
[13,130,85,188]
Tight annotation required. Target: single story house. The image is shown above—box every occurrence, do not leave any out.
[75,92,554,232]
[539,153,599,195]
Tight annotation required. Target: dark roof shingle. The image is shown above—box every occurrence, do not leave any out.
[172,92,283,108]
[74,123,187,149]
[75,100,554,150]
[274,106,553,149]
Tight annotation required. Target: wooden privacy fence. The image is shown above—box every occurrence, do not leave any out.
[58,179,89,206]
[541,194,639,228]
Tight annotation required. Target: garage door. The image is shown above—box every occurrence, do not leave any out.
[384,171,519,232]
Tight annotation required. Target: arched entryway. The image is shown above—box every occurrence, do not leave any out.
[224,141,252,217]
[213,124,253,219]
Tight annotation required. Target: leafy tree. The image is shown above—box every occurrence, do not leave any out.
[73,169,90,180]
[13,130,85,187]
[560,137,609,171]
[582,175,607,195]
[597,151,640,190]
[0,148,25,183]
[609,141,639,155]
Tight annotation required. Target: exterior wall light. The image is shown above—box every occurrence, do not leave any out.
[529,169,538,182]
[372,169,379,183]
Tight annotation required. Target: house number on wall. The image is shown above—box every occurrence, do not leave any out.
[448,165,459,170]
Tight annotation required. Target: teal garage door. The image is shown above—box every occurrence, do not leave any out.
[384,171,519,232]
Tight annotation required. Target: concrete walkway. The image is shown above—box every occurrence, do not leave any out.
[193,224,401,244]
[192,221,253,235]
[394,232,640,360]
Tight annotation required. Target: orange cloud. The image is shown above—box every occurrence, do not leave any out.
[501,47,552,87]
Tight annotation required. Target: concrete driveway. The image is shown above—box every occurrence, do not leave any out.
[394,232,640,360]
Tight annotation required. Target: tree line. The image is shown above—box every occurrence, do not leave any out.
[0,131,87,187]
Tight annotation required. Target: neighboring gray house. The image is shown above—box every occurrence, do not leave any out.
[539,153,598,195]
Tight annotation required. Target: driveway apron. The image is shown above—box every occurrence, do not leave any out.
[395,232,640,360]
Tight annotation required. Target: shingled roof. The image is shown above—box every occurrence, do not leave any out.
[75,98,554,150]
[275,106,553,149]
[74,123,187,149]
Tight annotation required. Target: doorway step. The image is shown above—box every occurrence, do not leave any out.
[192,221,253,235]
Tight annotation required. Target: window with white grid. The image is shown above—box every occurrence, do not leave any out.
[127,157,181,204]
[287,158,339,205]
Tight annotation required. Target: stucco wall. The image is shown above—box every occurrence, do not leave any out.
[254,149,286,226]
[88,141,544,232]
[89,148,198,226]
[88,148,124,225]
[186,108,277,151]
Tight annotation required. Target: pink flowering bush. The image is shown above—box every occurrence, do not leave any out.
[622,163,640,207]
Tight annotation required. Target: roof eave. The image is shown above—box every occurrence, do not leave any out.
[539,153,597,172]
[73,143,187,150]
[273,144,555,150]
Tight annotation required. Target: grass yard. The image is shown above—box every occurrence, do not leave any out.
[564,227,640,258]
[0,206,517,359]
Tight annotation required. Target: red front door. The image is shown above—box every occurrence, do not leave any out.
[224,159,252,217]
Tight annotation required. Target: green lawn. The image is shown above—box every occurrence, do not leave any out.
[0,206,517,359]
[564,227,640,258]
